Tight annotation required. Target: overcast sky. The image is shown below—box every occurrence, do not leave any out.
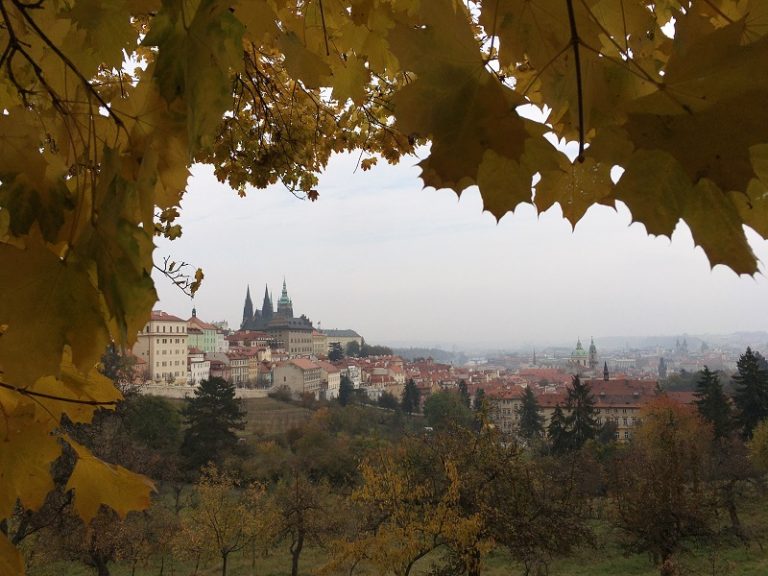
[154,151,768,351]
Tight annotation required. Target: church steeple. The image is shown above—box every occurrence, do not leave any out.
[276,277,294,318]
[241,285,254,329]
[603,361,609,381]
[589,337,598,370]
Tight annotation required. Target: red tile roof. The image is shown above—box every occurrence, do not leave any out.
[151,310,185,322]
[290,358,320,371]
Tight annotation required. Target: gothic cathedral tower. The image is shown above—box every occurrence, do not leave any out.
[241,285,254,329]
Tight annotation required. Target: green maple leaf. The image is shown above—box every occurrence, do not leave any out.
[143,0,244,152]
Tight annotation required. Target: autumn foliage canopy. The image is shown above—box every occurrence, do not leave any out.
[1,0,767,572]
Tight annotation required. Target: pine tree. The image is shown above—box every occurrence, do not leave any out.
[694,366,732,440]
[401,379,421,414]
[328,342,344,362]
[517,387,544,441]
[548,405,570,454]
[338,375,354,407]
[565,376,599,450]
[732,347,768,438]
[181,377,246,471]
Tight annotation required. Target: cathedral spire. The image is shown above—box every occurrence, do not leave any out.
[603,361,609,381]
[262,284,273,323]
[241,285,254,329]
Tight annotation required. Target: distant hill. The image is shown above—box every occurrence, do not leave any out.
[392,347,466,364]
[595,332,768,353]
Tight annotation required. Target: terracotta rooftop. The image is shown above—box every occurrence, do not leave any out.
[150,310,185,322]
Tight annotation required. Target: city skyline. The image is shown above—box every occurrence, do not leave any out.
[154,152,768,350]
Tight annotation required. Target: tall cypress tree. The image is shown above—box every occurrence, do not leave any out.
[565,375,599,450]
[518,386,544,440]
[732,347,768,438]
[694,366,731,439]
[181,377,246,471]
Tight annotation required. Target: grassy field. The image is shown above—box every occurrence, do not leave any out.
[165,395,313,438]
[238,396,312,439]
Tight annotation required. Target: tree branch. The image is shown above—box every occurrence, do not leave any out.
[0,381,119,406]
[565,0,585,162]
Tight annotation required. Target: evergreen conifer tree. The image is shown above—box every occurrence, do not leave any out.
[458,380,471,408]
[401,379,421,414]
[694,366,732,440]
[181,377,246,471]
[518,387,544,441]
[732,347,768,438]
[548,405,570,454]
[474,388,486,411]
[564,376,599,450]
[338,375,354,407]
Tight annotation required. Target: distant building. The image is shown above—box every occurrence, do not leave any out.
[188,349,210,386]
[325,329,363,353]
[312,330,328,357]
[569,338,589,368]
[272,359,322,398]
[487,377,660,442]
[315,360,341,400]
[132,311,188,384]
[239,280,315,356]
[187,308,219,354]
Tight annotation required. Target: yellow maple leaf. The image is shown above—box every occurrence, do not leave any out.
[278,31,332,89]
[0,402,61,518]
[28,349,122,425]
[331,54,369,105]
[65,439,155,523]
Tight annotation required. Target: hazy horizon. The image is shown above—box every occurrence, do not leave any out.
[154,152,768,350]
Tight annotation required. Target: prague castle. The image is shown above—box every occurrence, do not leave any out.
[240,279,314,355]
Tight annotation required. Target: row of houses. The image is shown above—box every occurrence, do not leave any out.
[131,310,360,397]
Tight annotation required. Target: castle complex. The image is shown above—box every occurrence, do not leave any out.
[240,280,295,330]
[240,280,315,356]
